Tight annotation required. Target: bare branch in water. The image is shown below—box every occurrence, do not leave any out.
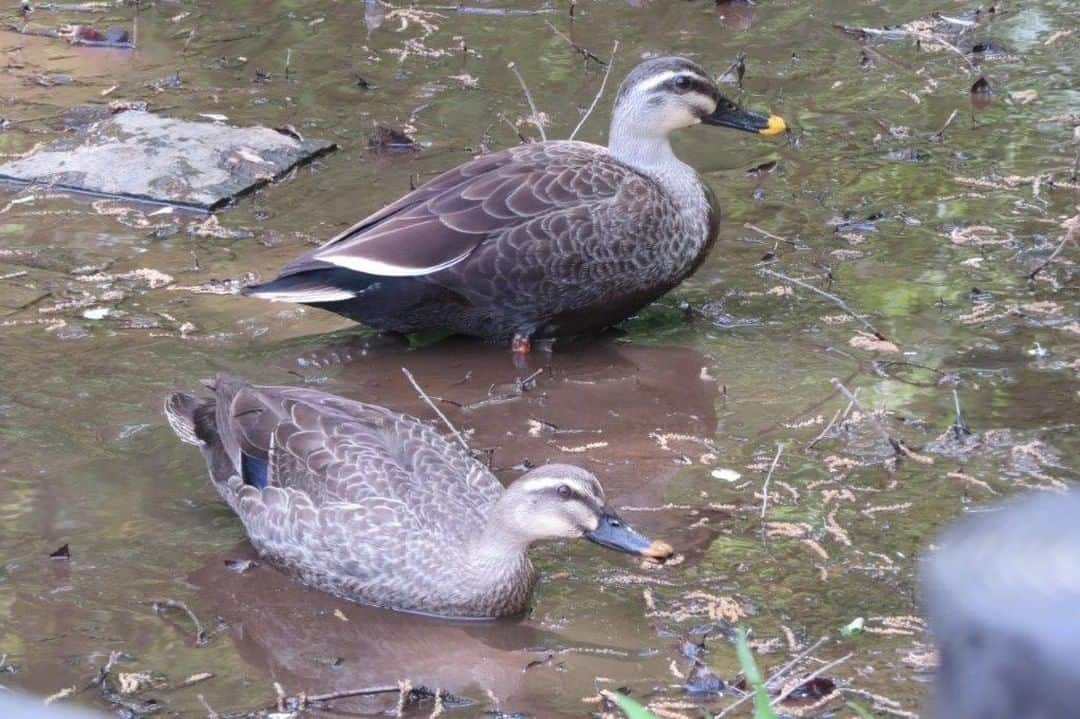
[760,267,887,340]
[760,442,784,520]
[716,637,830,717]
[544,20,607,66]
[508,62,546,142]
[1027,214,1077,282]
[402,367,470,451]
[569,40,619,142]
[769,652,853,707]
[151,598,208,646]
[930,108,959,141]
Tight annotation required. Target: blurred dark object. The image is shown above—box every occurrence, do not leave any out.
[368,125,420,152]
[923,491,1080,719]
[0,691,105,718]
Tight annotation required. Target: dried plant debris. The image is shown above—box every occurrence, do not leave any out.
[170,274,256,295]
[836,4,1004,50]
[927,429,1072,491]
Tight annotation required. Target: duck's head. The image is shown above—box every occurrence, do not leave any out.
[609,56,785,150]
[499,464,674,560]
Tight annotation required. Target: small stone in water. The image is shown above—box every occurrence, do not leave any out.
[83,307,111,320]
[783,676,837,704]
[224,558,257,573]
[971,77,993,110]
[685,661,725,694]
[368,125,420,152]
[679,639,705,660]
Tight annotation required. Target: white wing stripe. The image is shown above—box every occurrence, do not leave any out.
[319,247,474,278]
[247,287,357,302]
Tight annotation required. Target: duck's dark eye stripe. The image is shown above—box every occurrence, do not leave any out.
[659,75,716,99]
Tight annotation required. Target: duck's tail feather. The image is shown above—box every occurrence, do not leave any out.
[243,268,378,304]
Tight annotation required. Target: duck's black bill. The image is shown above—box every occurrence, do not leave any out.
[702,104,786,136]
[586,511,674,560]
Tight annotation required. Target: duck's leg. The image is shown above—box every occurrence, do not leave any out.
[511,332,533,371]
[511,332,532,355]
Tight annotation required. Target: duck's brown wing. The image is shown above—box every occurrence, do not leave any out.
[168,376,503,545]
[273,142,645,279]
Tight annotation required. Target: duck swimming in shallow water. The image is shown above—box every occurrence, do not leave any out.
[165,375,673,618]
[244,56,785,353]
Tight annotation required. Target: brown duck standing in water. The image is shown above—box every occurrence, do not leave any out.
[165,375,673,618]
[244,56,785,354]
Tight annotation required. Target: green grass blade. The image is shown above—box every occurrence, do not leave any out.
[846,700,876,718]
[735,628,780,719]
[601,690,658,719]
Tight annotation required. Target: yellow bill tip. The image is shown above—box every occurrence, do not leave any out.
[760,114,787,136]
[642,540,674,561]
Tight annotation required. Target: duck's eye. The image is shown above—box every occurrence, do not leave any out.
[557,484,572,499]
[673,75,691,91]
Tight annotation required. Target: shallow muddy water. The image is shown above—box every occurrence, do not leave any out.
[0,0,1077,717]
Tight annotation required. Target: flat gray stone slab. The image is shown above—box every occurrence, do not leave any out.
[0,111,335,211]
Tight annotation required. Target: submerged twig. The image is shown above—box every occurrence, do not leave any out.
[806,405,845,451]
[760,442,784,520]
[420,4,554,14]
[745,223,802,248]
[834,24,978,74]
[717,52,747,88]
[196,694,220,719]
[716,637,830,717]
[930,108,959,140]
[33,2,111,11]
[508,62,546,142]
[760,268,886,340]
[497,112,529,144]
[767,636,830,687]
[261,680,402,713]
[770,652,853,707]
[303,684,400,705]
[830,379,890,446]
[568,40,618,141]
[831,379,930,463]
[1027,215,1077,282]
[151,598,208,646]
[402,367,470,451]
[544,19,606,66]
[89,650,121,689]
[517,367,544,391]
[950,389,971,439]
[905,30,979,74]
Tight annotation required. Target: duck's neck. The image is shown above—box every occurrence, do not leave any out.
[471,513,531,566]
[463,504,536,615]
[607,119,703,216]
